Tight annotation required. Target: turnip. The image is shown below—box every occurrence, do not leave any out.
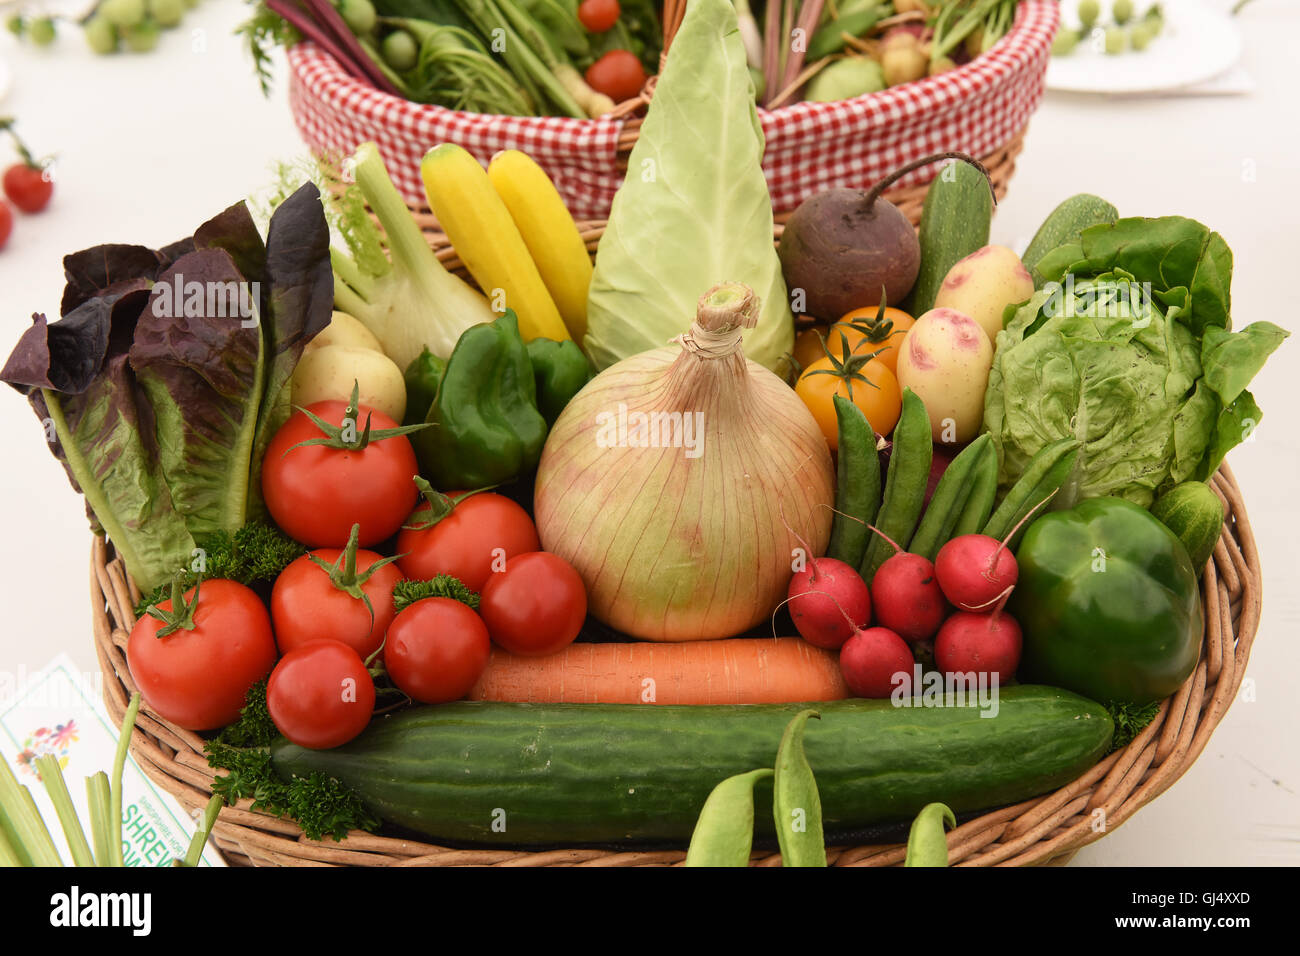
[840,626,915,699]
[934,609,1022,684]
[786,557,872,650]
[934,533,1018,612]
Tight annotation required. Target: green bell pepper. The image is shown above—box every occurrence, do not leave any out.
[402,347,446,427]
[1012,497,1203,707]
[413,311,548,489]
[526,337,593,427]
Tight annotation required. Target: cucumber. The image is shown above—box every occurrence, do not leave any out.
[1151,481,1225,573]
[905,160,993,316]
[271,687,1113,846]
[1022,194,1119,289]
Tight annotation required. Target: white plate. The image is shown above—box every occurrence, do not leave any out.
[1046,0,1243,94]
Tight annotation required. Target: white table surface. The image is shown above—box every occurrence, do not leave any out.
[0,0,1295,866]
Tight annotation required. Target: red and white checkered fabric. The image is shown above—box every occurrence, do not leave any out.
[288,0,1057,221]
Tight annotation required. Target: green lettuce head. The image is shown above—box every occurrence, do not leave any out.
[985,216,1287,508]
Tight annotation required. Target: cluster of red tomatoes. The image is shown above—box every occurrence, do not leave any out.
[126,398,587,750]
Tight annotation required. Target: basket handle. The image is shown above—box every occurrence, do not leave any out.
[662,0,687,52]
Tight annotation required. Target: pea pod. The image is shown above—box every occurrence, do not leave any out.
[952,440,998,538]
[773,709,826,868]
[826,396,881,569]
[684,768,773,867]
[904,802,956,867]
[983,438,1080,549]
[908,434,992,562]
[859,389,932,585]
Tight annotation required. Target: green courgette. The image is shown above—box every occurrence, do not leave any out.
[271,686,1113,846]
[905,160,993,316]
[1022,194,1119,288]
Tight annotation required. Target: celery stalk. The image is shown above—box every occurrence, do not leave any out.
[109,693,142,869]
[179,794,223,868]
[0,758,63,866]
[34,755,96,867]
[86,772,113,867]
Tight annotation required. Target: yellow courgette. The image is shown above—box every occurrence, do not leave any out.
[420,144,569,342]
[488,149,593,341]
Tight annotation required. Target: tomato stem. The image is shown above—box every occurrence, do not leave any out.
[305,522,404,628]
[145,573,201,638]
[287,380,431,455]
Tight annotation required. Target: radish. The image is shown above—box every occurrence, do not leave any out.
[934,608,1022,684]
[865,523,947,642]
[934,533,1018,612]
[933,493,1052,611]
[840,626,915,699]
[786,557,871,650]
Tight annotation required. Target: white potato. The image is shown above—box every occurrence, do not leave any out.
[291,345,407,423]
[933,245,1035,344]
[304,310,385,356]
[896,308,994,445]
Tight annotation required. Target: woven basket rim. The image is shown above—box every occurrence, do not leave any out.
[284,0,1057,133]
[91,459,1262,865]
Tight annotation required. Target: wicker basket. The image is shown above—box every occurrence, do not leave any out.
[89,214,1264,863]
[286,0,1056,222]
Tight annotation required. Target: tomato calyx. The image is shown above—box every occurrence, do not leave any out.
[305,522,405,628]
[288,381,430,454]
[837,288,897,345]
[401,475,498,532]
[0,116,51,173]
[804,332,890,402]
[145,573,203,638]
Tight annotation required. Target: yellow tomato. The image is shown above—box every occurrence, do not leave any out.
[792,324,830,373]
[795,354,902,451]
[825,306,915,374]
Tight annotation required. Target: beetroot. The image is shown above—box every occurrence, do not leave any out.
[787,557,871,650]
[840,626,915,699]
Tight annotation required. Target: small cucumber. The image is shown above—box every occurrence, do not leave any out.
[1151,481,1225,573]
[1022,194,1119,289]
[905,161,994,316]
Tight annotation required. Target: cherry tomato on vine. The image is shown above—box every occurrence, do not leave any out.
[578,0,620,32]
[262,396,420,548]
[126,579,277,731]
[826,305,916,375]
[3,164,53,214]
[384,597,491,704]
[479,552,587,656]
[271,533,404,660]
[395,491,539,593]
[267,640,376,750]
[584,49,646,103]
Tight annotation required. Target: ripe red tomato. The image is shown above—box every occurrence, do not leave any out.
[266,640,376,749]
[3,164,53,214]
[395,492,539,593]
[384,598,490,704]
[578,0,620,32]
[271,548,403,660]
[584,49,646,103]
[479,552,586,656]
[0,200,12,250]
[262,400,419,548]
[126,579,277,731]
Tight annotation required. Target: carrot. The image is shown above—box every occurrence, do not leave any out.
[469,637,849,705]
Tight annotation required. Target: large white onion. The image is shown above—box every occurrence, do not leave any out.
[534,283,835,641]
